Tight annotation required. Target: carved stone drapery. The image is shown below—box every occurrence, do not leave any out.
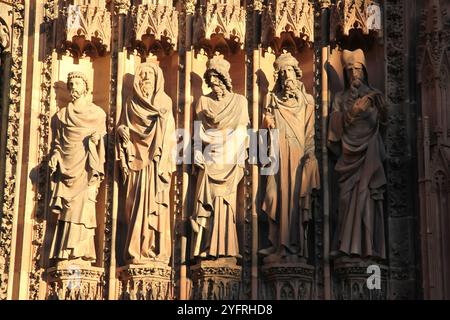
[0,22,10,52]
[128,3,178,55]
[261,0,314,50]
[60,4,111,57]
[117,263,173,300]
[46,265,104,300]
[191,258,242,300]
[193,1,246,53]
[331,0,383,40]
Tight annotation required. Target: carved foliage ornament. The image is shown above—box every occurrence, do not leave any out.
[331,0,383,40]
[193,2,246,50]
[262,0,314,46]
[0,1,25,300]
[114,0,130,15]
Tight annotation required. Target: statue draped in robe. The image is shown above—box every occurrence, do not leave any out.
[328,49,387,260]
[117,62,176,265]
[49,71,106,265]
[260,53,320,261]
[190,56,249,259]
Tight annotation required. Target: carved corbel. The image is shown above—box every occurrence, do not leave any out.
[127,2,178,56]
[261,0,314,54]
[330,0,383,41]
[193,0,246,55]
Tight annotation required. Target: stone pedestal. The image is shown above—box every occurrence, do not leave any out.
[117,262,173,300]
[190,258,242,300]
[333,257,388,300]
[261,259,315,300]
[46,263,104,300]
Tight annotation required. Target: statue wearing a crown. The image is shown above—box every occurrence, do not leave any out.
[190,56,249,260]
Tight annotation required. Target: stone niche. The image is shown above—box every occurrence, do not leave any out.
[257,4,316,299]
[44,53,111,300]
[115,52,179,300]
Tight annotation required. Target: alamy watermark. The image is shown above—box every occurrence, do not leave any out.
[366,265,381,290]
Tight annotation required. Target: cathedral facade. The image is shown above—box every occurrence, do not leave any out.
[0,0,448,300]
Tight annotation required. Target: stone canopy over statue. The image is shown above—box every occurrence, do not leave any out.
[190,55,249,260]
[49,71,106,266]
[328,49,387,261]
[117,62,176,265]
[259,53,320,262]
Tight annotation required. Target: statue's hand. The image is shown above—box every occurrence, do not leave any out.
[117,125,130,145]
[194,151,205,169]
[49,153,58,174]
[304,152,316,164]
[122,165,129,178]
[89,132,101,146]
[263,113,276,129]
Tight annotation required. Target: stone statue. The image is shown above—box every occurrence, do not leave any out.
[190,56,249,259]
[328,49,387,260]
[259,53,320,261]
[117,62,176,265]
[49,71,106,266]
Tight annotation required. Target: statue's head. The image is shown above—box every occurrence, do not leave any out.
[204,56,232,100]
[273,52,303,96]
[137,63,157,99]
[342,49,368,89]
[67,71,88,102]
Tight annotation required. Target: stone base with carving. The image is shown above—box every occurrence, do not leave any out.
[333,257,388,300]
[260,259,315,300]
[117,262,173,300]
[46,263,104,300]
[190,258,242,300]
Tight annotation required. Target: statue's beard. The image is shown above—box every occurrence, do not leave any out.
[141,82,154,99]
[282,79,297,98]
[70,89,84,101]
[212,83,226,100]
[350,78,363,99]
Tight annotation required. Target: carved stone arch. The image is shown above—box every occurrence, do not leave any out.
[280,282,295,300]
[438,51,450,87]
[418,47,437,86]
[60,2,112,58]
[128,2,179,57]
[261,0,314,53]
[192,1,246,54]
